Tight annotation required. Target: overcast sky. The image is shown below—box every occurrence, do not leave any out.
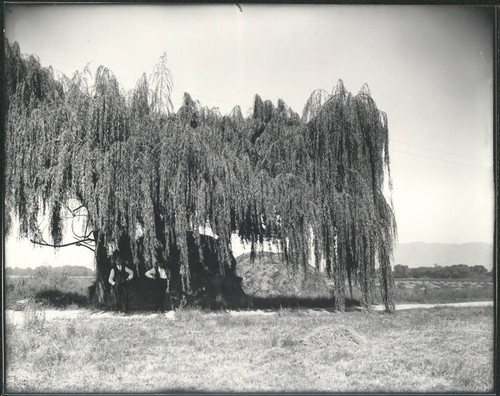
[4,5,494,268]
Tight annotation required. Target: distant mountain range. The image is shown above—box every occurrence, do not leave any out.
[393,242,494,270]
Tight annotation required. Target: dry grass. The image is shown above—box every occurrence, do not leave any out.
[5,306,494,393]
[390,279,493,304]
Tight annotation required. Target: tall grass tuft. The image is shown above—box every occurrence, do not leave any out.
[23,300,46,333]
[174,306,204,322]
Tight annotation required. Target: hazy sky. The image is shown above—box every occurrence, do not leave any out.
[4,5,494,268]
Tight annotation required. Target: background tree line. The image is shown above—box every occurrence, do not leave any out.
[393,264,491,279]
[6,266,95,277]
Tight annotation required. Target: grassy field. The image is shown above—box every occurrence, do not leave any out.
[4,305,494,393]
[373,278,494,305]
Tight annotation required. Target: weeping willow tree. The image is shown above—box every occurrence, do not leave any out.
[303,81,396,310]
[4,39,396,311]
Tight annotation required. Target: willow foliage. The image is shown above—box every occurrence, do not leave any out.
[4,40,396,311]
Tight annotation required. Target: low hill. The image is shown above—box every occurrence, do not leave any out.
[394,242,493,270]
[235,252,330,298]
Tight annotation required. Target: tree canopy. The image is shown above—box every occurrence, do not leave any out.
[4,39,396,311]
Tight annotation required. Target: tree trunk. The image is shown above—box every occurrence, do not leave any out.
[379,253,396,312]
[90,231,111,306]
[332,230,346,311]
[347,265,353,300]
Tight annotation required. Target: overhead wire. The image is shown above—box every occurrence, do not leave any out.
[389,148,492,171]
[390,138,488,163]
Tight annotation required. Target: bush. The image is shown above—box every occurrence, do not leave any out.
[35,289,89,308]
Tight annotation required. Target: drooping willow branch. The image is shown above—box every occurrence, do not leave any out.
[29,237,96,251]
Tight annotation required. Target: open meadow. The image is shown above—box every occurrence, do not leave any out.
[4,305,494,393]
[386,278,494,304]
[4,266,495,393]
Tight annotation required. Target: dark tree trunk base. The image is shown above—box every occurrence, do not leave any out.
[89,232,248,311]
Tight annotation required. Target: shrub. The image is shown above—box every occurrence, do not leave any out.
[35,289,89,308]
